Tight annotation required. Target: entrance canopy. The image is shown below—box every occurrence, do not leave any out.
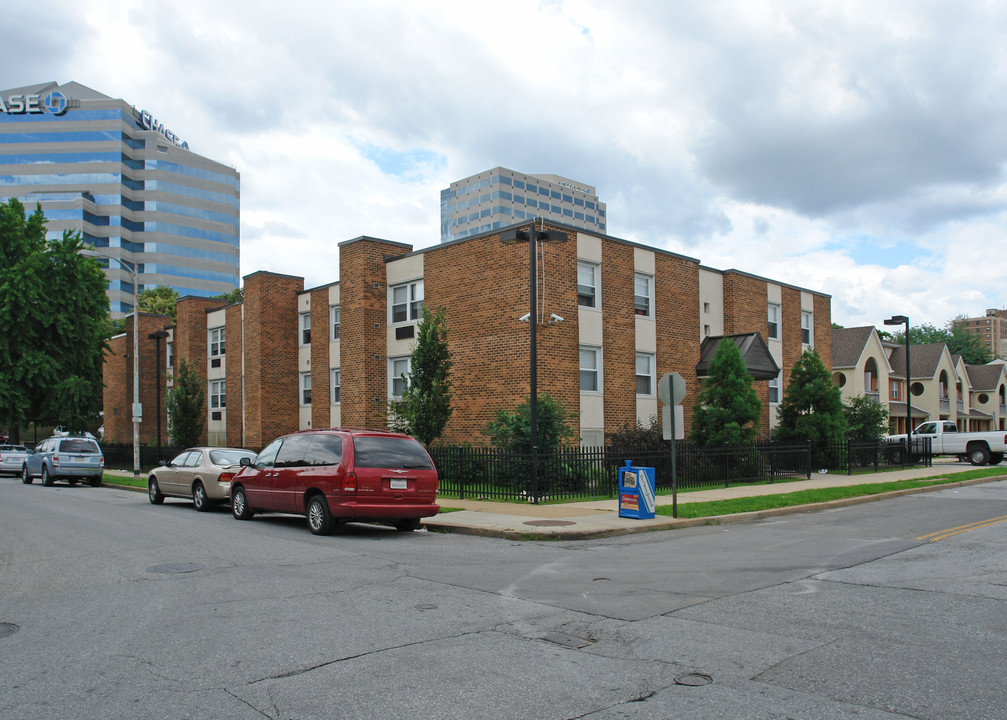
[696,332,780,380]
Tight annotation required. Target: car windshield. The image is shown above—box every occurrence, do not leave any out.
[1,445,26,452]
[59,439,100,453]
[209,449,257,466]
[352,436,434,469]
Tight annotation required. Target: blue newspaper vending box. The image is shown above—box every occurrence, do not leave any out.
[618,460,656,520]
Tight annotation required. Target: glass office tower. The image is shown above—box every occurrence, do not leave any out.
[0,81,240,316]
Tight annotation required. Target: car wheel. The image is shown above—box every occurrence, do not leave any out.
[306,494,334,535]
[21,465,32,484]
[231,485,254,520]
[148,477,164,505]
[192,482,210,512]
[41,466,54,487]
[969,446,990,466]
[394,518,422,532]
[89,474,102,487]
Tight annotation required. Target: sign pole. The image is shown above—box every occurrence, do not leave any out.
[658,372,686,519]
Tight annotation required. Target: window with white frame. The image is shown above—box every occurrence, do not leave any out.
[208,327,225,357]
[166,340,173,368]
[209,379,226,409]
[330,305,340,340]
[300,372,311,405]
[634,274,653,317]
[300,312,311,345]
[768,303,780,340]
[801,310,813,345]
[577,261,598,308]
[704,324,711,337]
[891,379,901,400]
[635,353,655,395]
[768,373,780,404]
[331,369,341,404]
[391,280,423,324]
[580,346,601,393]
[389,356,411,397]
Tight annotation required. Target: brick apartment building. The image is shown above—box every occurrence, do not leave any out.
[102,219,832,449]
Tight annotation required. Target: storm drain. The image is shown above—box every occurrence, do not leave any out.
[675,673,713,686]
[147,562,205,574]
[0,623,19,639]
[523,520,576,527]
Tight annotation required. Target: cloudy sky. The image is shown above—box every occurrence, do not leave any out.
[6,0,1007,328]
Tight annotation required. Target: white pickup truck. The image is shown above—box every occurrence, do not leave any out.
[886,420,1007,465]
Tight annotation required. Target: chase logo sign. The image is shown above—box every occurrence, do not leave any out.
[0,90,69,116]
[139,110,189,150]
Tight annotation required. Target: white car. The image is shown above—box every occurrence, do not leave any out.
[0,445,28,475]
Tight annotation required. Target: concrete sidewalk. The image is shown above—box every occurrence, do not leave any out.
[423,461,1004,540]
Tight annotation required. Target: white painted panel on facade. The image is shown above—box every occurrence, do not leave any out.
[330,405,341,428]
[576,233,602,263]
[298,345,310,373]
[634,247,655,275]
[636,397,658,426]
[580,394,604,428]
[299,406,311,430]
[698,268,724,338]
[768,282,782,304]
[386,253,424,285]
[328,284,340,304]
[579,306,604,346]
[801,290,814,311]
[635,315,657,353]
[298,293,310,312]
[387,328,417,357]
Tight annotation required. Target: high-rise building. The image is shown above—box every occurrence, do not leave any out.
[953,309,1007,360]
[0,81,240,316]
[440,166,606,243]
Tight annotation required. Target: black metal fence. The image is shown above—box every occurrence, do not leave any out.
[100,443,186,472]
[431,437,933,503]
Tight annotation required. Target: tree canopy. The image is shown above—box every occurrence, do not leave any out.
[166,358,205,446]
[883,321,992,365]
[774,348,847,446]
[690,338,762,446]
[0,199,109,438]
[485,393,576,452]
[213,287,243,304]
[137,285,180,323]
[843,395,890,440]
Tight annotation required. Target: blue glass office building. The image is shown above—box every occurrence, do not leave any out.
[440,166,606,243]
[0,81,240,315]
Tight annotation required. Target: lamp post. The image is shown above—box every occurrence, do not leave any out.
[83,249,141,482]
[500,219,567,504]
[148,330,169,448]
[884,315,911,438]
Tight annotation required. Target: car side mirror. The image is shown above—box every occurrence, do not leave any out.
[240,457,251,466]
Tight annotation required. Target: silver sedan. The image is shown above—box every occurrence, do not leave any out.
[0,445,28,475]
[147,447,256,511]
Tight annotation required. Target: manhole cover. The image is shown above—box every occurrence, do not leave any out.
[675,673,713,686]
[523,520,576,527]
[0,623,18,638]
[542,632,593,649]
[147,562,205,574]
[414,603,438,611]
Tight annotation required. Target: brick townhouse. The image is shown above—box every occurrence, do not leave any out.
[102,219,832,448]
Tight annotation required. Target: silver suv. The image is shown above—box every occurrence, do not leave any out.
[22,435,104,487]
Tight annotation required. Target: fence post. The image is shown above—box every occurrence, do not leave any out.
[806,441,812,479]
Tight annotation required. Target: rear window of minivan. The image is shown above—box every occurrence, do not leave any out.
[352,436,433,469]
[59,439,100,453]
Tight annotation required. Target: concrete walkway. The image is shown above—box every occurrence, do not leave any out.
[423,460,1004,540]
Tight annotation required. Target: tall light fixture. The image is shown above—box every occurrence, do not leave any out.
[500,219,567,503]
[83,249,141,482]
[884,314,911,438]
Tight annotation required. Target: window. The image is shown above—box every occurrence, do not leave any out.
[768,373,780,404]
[580,346,601,393]
[208,327,225,357]
[300,312,311,345]
[801,311,813,345]
[634,274,652,317]
[300,372,311,405]
[389,356,411,397]
[891,380,900,400]
[768,303,780,340]
[209,379,226,409]
[577,262,598,308]
[166,340,173,368]
[703,302,711,314]
[331,369,341,404]
[391,280,423,324]
[330,305,340,340]
[704,324,711,336]
[635,353,654,396]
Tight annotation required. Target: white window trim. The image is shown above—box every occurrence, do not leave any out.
[330,305,340,341]
[577,260,600,310]
[331,368,341,404]
[209,379,226,409]
[300,312,311,346]
[389,280,424,325]
[389,356,411,398]
[768,373,781,404]
[580,346,602,394]
[300,372,311,406]
[208,327,225,358]
[635,352,655,397]
[768,303,781,340]
[801,310,813,346]
[634,273,653,318]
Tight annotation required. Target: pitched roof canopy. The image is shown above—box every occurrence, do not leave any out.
[695,332,780,380]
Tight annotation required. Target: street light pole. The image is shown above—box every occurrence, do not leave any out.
[83,249,141,482]
[885,315,911,437]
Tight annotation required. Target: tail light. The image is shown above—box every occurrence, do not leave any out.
[52,454,60,467]
[219,472,234,482]
[342,471,357,493]
[99,457,104,468]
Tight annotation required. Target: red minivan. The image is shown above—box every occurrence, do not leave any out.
[230,429,439,535]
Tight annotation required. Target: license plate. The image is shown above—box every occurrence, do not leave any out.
[390,478,408,490]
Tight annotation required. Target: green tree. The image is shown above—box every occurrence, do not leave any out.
[137,285,180,323]
[690,338,762,446]
[774,348,847,446]
[843,395,889,440]
[485,393,576,452]
[213,287,243,304]
[948,323,992,364]
[166,358,205,446]
[0,199,109,440]
[606,416,664,449]
[388,306,454,445]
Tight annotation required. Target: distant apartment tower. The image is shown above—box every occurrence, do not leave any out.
[0,81,240,316]
[440,166,606,243]
[953,309,1007,360]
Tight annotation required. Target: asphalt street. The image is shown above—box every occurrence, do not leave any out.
[1,476,1005,719]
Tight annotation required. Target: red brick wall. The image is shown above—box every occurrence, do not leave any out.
[242,272,303,447]
[338,238,412,428]
[600,241,637,435]
[723,273,773,429]
[654,253,701,434]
